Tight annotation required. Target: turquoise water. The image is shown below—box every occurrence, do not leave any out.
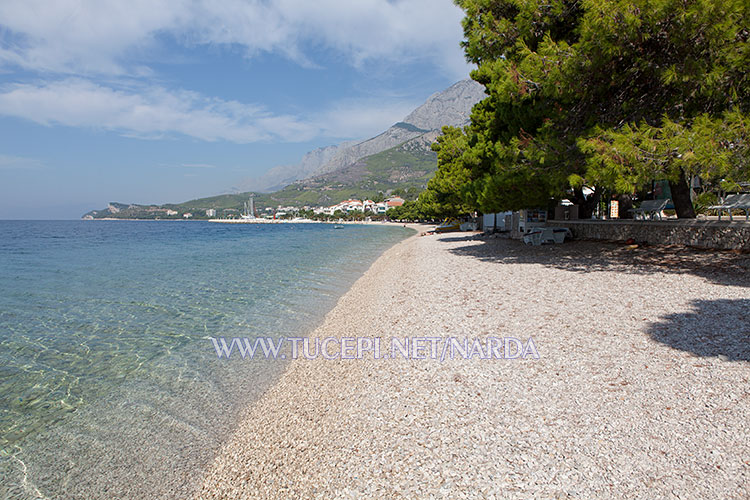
[0,220,410,499]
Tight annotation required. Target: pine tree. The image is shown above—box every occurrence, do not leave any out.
[425,0,749,218]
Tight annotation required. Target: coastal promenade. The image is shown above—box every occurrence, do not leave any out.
[198,231,749,499]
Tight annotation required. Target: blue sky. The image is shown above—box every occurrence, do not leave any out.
[0,0,472,219]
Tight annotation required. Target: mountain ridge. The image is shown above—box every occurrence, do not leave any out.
[82,79,487,218]
[239,79,485,192]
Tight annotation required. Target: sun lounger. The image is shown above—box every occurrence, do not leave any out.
[523,230,543,246]
[708,193,750,221]
[550,228,572,243]
[523,227,571,245]
[629,199,670,220]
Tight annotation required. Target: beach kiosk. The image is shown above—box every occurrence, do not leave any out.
[518,209,547,234]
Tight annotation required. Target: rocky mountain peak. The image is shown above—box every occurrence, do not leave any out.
[242,79,486,191]
[400,79,485,131]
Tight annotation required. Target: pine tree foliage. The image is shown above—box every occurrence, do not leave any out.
[424,0,749,218]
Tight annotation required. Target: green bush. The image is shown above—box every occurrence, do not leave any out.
[693,192,718,215]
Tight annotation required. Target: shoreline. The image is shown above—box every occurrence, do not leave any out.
[80,218,421,229]
[197,231,749,498]
[0,222,417,500]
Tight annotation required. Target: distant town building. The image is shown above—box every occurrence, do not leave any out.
[329,200,364,212]
[183,213,193,219]
[205,209,216,217]
[166,209,178,216]
[313,198,401,215]
[347,200,364,212]
[302,198,414,216]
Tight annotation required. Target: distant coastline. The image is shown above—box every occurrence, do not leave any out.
[83,217,411,227]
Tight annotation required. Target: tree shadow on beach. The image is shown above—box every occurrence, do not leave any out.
[440,234,750,288]
[646,299,750,361]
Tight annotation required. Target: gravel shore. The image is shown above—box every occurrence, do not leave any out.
[198,232,749,499]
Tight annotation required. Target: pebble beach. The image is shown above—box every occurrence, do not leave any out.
[198,230,750,499]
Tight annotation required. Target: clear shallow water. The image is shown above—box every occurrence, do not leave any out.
[0,220,410,499]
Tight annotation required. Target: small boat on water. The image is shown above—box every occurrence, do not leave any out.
[333,224,345,229]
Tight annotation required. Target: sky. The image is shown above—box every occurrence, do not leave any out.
[0,0,473,219]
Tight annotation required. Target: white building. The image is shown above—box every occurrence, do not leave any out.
[347,200,363,212]
[482,211,513,231]
[205,209,216,217]
[318,199,385,215]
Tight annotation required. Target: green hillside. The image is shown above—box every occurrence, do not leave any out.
[263,140,436,207]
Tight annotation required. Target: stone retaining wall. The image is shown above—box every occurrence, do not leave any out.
[547,219,750,251]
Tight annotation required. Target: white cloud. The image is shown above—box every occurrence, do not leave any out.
[0,79,321,142]
[180,163,216,168]
[0,154,44,170]
[0,1,470,144]
[317,99,419,138]
[156,162,218,169]
[273,0,469,76]
[0,79,419,143]
[0,0,186,74]
[0,0,470,79]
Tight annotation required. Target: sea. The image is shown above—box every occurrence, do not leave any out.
[0,220,411,499]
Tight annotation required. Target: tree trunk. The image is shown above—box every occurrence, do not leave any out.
[668,168,696,219]
[617,194,633,219]
[573,187,600,219]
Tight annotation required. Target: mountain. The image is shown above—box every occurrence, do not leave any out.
[83,136,439,219]
[400,80,486,131]
[239,79,485,192]
[234,141,357,193]
[82,79,487,219]
[258,132,442,208]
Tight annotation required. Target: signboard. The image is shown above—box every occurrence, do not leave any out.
[609,200,619,219]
